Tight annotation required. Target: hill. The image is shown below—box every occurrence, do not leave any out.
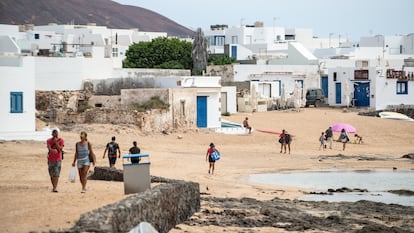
[0,0,194,37]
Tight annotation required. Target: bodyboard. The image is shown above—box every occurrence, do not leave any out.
[211,151,221,161]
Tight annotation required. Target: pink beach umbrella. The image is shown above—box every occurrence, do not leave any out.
[331,123,356,133]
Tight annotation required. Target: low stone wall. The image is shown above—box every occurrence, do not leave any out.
[386,105,414,118]
[59,167,200,233]
[359,105,414,118]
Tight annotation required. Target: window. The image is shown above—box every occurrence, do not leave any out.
[112,47,118,57]
[231,36,238,44]
[396,81,408,94]
[34,33,39,39]
[333,72,337,81]
[214,36,225,46]
[355,70,369,80]
[180,100,185,118]
[10,92,23,113]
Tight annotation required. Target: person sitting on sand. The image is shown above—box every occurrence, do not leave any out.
[354,134,363,144]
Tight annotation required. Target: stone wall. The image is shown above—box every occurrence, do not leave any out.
[359,105,414,119]
[36,89,197,132]
[206,65,234,83]
[58,167,200,233]
[386,105,414,118]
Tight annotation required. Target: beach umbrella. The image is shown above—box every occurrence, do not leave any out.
[331,122,356,133]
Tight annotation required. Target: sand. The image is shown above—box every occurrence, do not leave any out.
[1,107,414,232]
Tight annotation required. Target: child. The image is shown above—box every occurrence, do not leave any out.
[319,132,326,150]
[354,134,363,144]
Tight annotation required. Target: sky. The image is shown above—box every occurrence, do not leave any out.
[113,0,413,41]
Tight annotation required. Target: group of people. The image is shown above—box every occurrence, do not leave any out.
[46,130,142,193]
[319,126,363,151]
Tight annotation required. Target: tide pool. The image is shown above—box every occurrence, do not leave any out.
[248,169,414,206]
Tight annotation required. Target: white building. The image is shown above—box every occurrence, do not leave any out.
[325,57,414,110]
[205,22,345,61]
[0,56,50,140]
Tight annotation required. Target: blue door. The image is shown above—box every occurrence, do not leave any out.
[335,83,342,104]
[231,45,237,60]
[353,82,370,107]
[197,96,207,128]
[321,75,328,97]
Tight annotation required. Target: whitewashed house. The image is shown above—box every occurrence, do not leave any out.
[319,34,414,110]
[0,55,50,140]
[327,59,414,110]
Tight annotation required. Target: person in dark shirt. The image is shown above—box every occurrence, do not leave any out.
[325,126,333,149]
[129,141,141,164]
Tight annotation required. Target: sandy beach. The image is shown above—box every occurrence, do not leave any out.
[1,107,414,232]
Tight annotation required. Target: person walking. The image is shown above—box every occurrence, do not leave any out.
[284,131,292,154]
[46,129,64,193]
[325,126,333,149]
[319,132,326,150]
[128,141,141,164]
[338,128,350,151]
[72,131,96,193]
[243,117,252,134]
[103,136,121,168]
[279,129,286,153]
[206,143,218,175]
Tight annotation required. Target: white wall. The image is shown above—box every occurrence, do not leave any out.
[0,56,36,133]
[198,88,221,128]
[374,67,414,110]
[35,57,115,90]
[221,86,237,114]
[233,64,319,91]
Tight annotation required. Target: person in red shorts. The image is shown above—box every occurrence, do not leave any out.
[46,129,64,193]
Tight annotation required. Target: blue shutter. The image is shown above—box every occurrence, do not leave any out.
[10,92,23,113]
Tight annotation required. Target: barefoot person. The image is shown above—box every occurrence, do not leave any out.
[325,126,333,149]
[206,143,218,174]
[46,129,64,193]
[319,132,326,150]
[243,117,252,134]
[72,131,96,193]
[338,128,350,151]
[279,129,286,153]
[284,131,292,154]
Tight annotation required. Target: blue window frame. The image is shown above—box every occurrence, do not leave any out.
[10,92,23,113]
[396,81,408,94]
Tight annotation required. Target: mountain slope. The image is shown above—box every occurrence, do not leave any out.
[0,0,194,37]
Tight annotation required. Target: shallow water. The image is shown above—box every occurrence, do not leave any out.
[248,170,414,206]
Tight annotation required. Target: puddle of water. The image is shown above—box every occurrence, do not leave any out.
[248,170,414,206]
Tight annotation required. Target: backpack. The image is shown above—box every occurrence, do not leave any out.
[211,151,221,161]
[108,142,118,156]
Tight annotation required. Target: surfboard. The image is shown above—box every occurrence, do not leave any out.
[256,129,281,135]
[379,112,414,121]
[256,129,295,137]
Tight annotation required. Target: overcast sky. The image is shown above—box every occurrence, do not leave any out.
[114,0,413,41]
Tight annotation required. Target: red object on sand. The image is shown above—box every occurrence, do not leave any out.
[256,129,295,137]
[256,129,281,135]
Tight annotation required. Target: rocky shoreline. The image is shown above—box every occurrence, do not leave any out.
[174,195,414,233]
